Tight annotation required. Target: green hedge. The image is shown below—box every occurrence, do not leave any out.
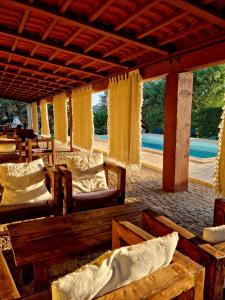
[192,107,222,138]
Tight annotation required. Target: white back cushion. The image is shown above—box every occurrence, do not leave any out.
[203,225,225,243]
[67,152,108,193]
[0,159,51,206]
[52,232,178,300]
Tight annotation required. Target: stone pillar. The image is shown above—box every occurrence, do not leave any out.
[163,72,193,192]
[27,103,32,129]
[69,95,73,151]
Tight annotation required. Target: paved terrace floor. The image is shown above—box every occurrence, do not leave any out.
[56,145,216,237]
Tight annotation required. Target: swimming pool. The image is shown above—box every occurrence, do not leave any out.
[96,134,218,158]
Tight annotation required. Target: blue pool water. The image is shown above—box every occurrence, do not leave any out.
[97,134,218,158]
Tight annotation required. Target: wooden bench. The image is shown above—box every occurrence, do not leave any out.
[141,208,225,300]
[3,220,204,299]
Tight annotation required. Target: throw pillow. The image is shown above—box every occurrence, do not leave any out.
[202,225,225,243]
[0,138,16,153]
[66,152,108,193]
[52,231,178,300]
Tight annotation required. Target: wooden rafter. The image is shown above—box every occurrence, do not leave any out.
[165,0,225,27]
[0,47,104,78]
[84,36,106,53]
[159,20,209,45]
[0,26,129,69]
[18,8,29,33]
[30,43,40,56]
[42,19,58,41]
[0,61,83,84]
[114,0,159,31]
[65,56,78,65]
[60,0,73,14]
[88,0,115,22]
[137,11,189,39]
[64,28,83,47]
[49,50,60,61]
[0,84,52,96]
[7,0,167,55]
[103,43,126,58]
[11,38,19,51]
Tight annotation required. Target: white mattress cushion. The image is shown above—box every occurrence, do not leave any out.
[52,231,178,300]
[67,152,108,193]
[0,159,51,206]
[202,225,225,243]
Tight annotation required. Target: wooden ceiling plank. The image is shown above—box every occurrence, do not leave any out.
[114,0,160,31]
[7,0,167,55]
[165,0,225,27]
[159,20,209,45]
[137,11,188,39]
[64,28,83,47]
[0,47,103,78]
[42,19,58,40]
[18,8,30,33]
[0,61,82,84]
[84,36,106,53]
[103,43,126,58]
[60,0,73,14]
[88,0,115,22]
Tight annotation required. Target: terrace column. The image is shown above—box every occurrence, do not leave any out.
[69,94,73,151]
[26,103,32,129]
[163,72,193,192]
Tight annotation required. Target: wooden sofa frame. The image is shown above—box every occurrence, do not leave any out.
[141,202,225,300]
[0,220,204,300]
[57,161,126,214]
[0,167,62,224]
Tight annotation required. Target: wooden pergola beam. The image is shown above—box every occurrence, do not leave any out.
[114,0,159,31]
[84,36,106,53]
[18,8,30,34]
[0,46,104,78]
[0,26,128,69]
[165,0,225,28]
[42,19,58,41]
[0,85,51,97]
[137,11,188,39]
[7,0,167,55]
[60,0,73,14]
[0,80,56,94]
[63,28,83,47]
[0,61,82,85]
[88,0,116,22]
[0,93,30,102]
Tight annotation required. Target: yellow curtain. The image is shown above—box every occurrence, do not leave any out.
[108,70,142,167]
[40,99,50,138]
[214,102,225,196]
[53,92,68,144]
[72,86,93,150]
[31,102,38,134]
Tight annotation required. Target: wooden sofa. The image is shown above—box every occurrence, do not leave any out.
[0,167,62,224]
[57,161,126,214]
[141,200,225,300]
[1,220,205,300]
[14,129,38,143]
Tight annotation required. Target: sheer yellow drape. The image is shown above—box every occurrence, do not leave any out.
[31,102,38,134]
[53,92,68,144]
[40,99,50,138]
[214,102,225,196]
[108,70,142,167]
[72,86,93,150]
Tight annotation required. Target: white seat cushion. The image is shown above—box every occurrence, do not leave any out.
[52,231,178,300]
[202,225,225,243]
[0,159,51,206]
[0,138,16,153]
[67,152,108,193]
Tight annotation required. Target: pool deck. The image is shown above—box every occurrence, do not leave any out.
[93,139,215,187]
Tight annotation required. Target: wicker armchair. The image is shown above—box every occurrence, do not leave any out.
[0,167,62,224]
[141,201,225,300]
[57,161,126,214]
[0,220,205,300]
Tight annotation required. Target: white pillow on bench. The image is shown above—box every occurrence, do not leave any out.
[67,152,108,193]
[0,159,51,206]
[52,231,178,300]
[203,225,225,243]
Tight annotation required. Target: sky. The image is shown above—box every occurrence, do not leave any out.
[92,92,104,106]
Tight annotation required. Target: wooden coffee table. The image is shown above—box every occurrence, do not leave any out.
[7,202,147,291]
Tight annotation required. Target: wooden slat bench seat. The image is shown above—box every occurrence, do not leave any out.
[7,202,147,291]
[141,209,225,300]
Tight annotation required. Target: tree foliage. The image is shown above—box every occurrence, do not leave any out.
[0,98,27,126]
[93,91,108,135]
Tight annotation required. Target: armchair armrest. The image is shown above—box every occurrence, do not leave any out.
[104,162,126,204]
[214,198,225,226]
[44,167,62,214]
[0,252,20,300]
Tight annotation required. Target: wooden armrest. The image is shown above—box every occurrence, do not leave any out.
[56,165,69,177]
[44,168,62,213]
[0,252,20,300]
[104,162,125,175]
[214,198,225,226]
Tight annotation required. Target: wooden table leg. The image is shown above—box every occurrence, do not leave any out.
[33,262,49,291]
